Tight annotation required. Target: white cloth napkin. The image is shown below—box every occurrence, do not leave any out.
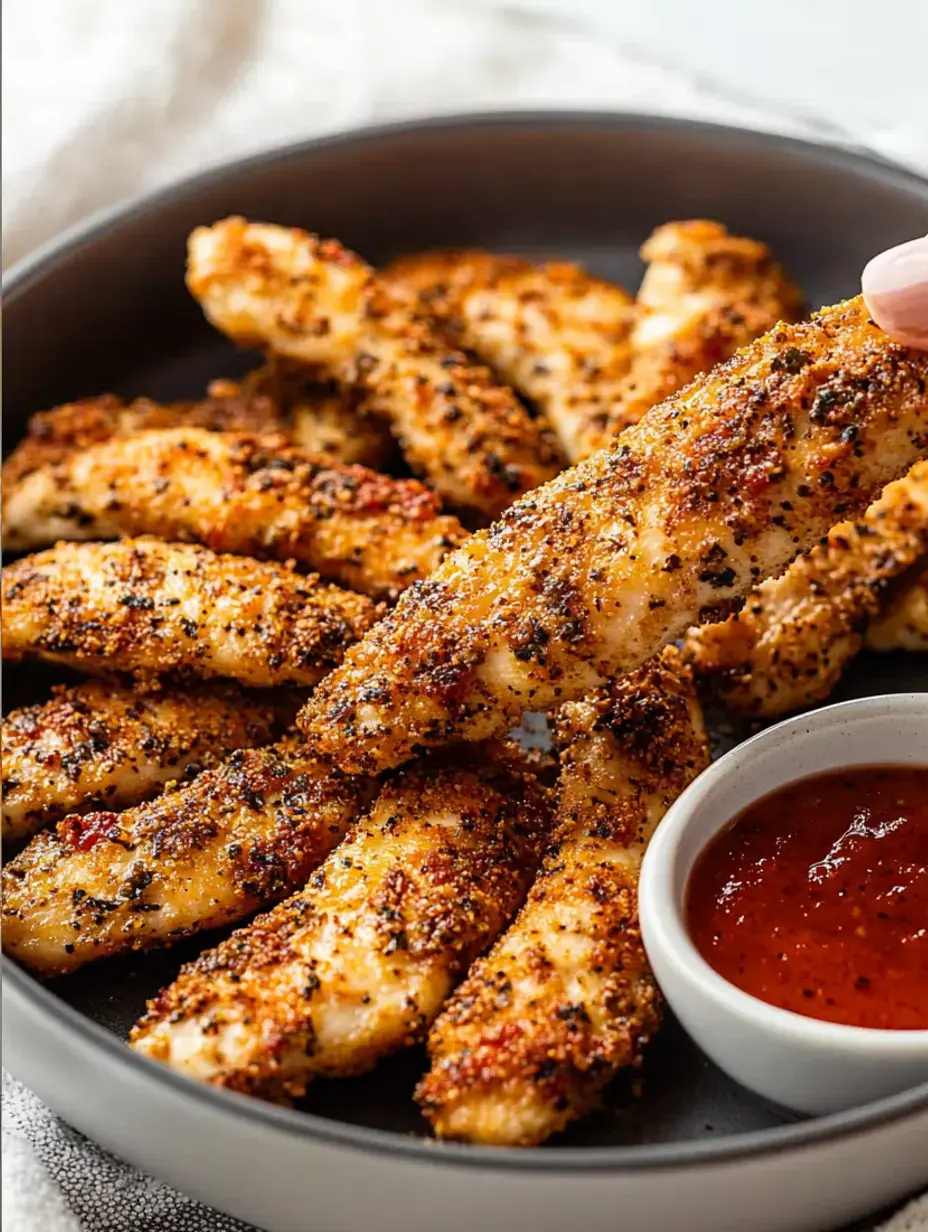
[3,1,926,1229]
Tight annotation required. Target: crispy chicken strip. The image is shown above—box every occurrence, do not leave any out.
[1,736,371,977]
[130,746,552,1100]
[685,461,928,715]
[186,218,564,518]
[2,392,285,490]
[2,427,465,599]
[298,298,928,774]
[385,223,801,462]
[2,540,378,688]
[596,221,806,457]
[208,362,395,470]
[2,680,299,844]
[866,564,928,651]
[417,650,709,1145]
[383,249,636,463]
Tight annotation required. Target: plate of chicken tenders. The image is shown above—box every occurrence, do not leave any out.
[3,113,927,1232]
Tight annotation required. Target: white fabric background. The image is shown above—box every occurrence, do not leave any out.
[2,1,927,1229]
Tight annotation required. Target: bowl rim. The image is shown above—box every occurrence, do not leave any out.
[4,108,927,301]
[3,108,928,1173]
[639,693,928,1056]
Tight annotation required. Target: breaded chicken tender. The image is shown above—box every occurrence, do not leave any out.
[685,461,928,715]
[186,218,564,518]
[385,223,801,461]
[130,746,552,1100]
[418,650,708,1145]
[1,737,371,977]
[384,249,636,463]
[866,564,928,652]
[2,428,465,599]
[588,220,805,455]
[298,298,928,774]
[2,392,284,490]
[2,539,379,688]
[1,680,298,844]
[208,361,395,469]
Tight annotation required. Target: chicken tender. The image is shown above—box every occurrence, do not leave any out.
[384,249,636,463]
[598,221,805,456]
[186,218,564,518]
[208,362,395,469]
[418,650,708,1145]
[1,737,371,977]
[866,564,928,652]
[2,428,465,599]
[2,680,298,844]
[130,746,552,1101]
[385,223,801,462]
[685,461,928,715]
[2,392,284,490]
[298,298,928,774]
[2,539,378,688]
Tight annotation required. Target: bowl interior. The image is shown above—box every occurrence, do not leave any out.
[4,114,928,1154]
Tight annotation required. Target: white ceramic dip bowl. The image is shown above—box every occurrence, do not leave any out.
[639,692,928,1116]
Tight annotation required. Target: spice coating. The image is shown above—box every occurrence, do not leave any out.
[685,460,928,715]
[384,247,637,463]
[385,221,802,462]
[0,392,285,491]
[130,745,552,1101]
[865,563,928,651]
[1,736,372,977]
[1,539,379,687]
[1,427,466,599]
[186,218,565,518]
[1,680,299,844]
[298,298,928,774]
[417,650,708,1145]
[208,360,396,469]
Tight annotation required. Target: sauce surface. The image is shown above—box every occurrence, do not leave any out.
[687,765,928,1030]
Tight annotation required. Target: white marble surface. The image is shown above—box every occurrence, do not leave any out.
[2,2,926,1229]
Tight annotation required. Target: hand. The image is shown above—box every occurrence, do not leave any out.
[862,235,928,349]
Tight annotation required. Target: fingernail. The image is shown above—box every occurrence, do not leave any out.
[862,235,928,349]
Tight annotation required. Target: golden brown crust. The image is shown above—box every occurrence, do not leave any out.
[417,650,709,1145]
[1,736,372,977]
[384,224,802,462]
[865,563,928,651]
[1,680,299,844]
[2,539,379,687]
[588,220,804,456]
[1,392,285,489]
[130,745,553,1101]
[2,427,466,599]
[384,248,636,464]
[298,298,928,774]
[186,219,565,518]
[685,461,928,715]
[208,360,396,470]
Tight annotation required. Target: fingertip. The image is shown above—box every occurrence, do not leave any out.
[862,234,928,348]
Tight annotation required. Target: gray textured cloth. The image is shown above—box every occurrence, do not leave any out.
[2,1073,256,1232]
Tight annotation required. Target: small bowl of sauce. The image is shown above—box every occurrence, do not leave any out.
[639,693,928,1115]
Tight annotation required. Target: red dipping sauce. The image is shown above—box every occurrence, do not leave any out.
[687,765,928,1030]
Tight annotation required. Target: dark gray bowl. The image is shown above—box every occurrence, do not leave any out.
[3,112,927,1232]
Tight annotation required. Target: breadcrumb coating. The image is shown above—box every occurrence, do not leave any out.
[298,298,928,773]
[417,651,708,1145]
[130,745,552,1101]
[2,539,379,687]
[2,680,298,844]
[186,218,564,517]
